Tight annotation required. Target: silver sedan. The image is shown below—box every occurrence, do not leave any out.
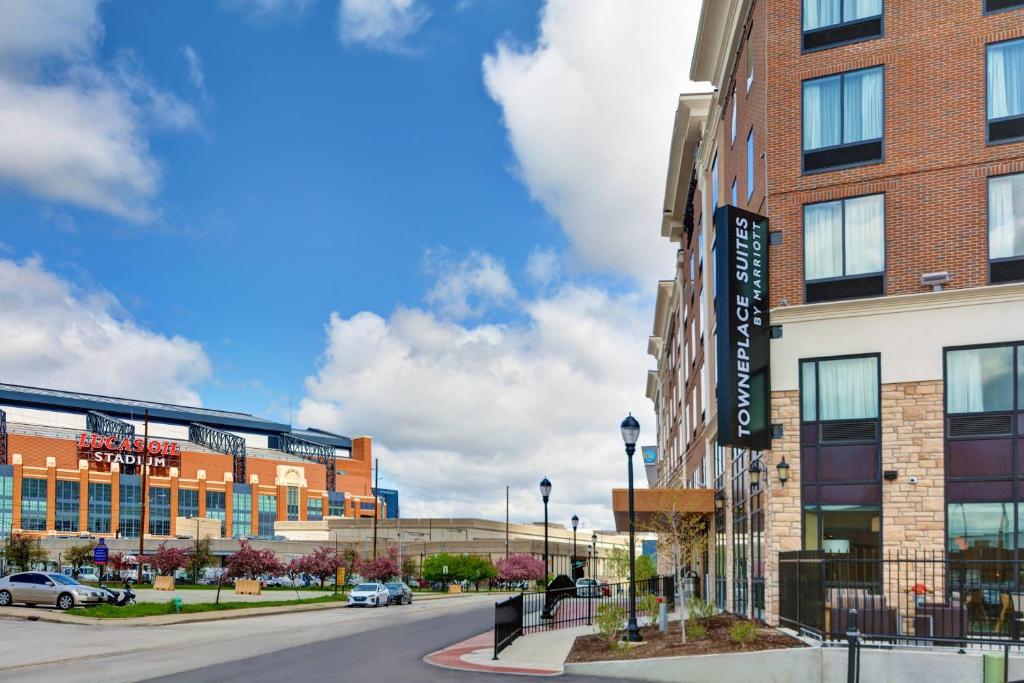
[0,572,108,610]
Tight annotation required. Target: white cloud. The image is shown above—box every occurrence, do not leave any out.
[222,0,313,19]
[0,0,199,221]
[0,257,211,405]
[525,248,559,287]
[298,253,652,528]
[483,0,702,280]
[337,0,430,53]
[424,250,516,319]
[181,46,205,91]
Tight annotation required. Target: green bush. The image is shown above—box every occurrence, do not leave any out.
[637,593,657,616]
[729,621,758,646]
[595,603,626,647]
[687,597,716,621]
[685,621,707,641]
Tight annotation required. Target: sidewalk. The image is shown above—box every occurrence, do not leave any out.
[425,624,595,676]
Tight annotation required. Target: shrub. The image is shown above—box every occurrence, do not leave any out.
[687,597,716,621]
[595,603,626,648]
[729,621,758,646]
[685,621,707,641]
[637,592,657,616]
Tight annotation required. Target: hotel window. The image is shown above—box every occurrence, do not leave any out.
[88,482,111,534]
[731,448,748,615]
[22,478,47,531]
[206,490,226,535]
[746,37,754,92]
[746,129,755,201]
[986,0,1024,12]
[989,173,1024,283]
[149,486,171,536]
[232,486,252,538]
[0,466,12,539]
[711,155,719,209]
[731,90,737,146]
[731,178,738,205]
[802,66,883,173]
[804,193,885,302]
[801,355,880,422]
[945,344,1021,415]
[287,486,299,521]
[803,505,881,559]
[55,480,79,533]
[802,0,882,52]
[698,221,705,271]
[987,38,1024,144]
[258,494,277,538]
[178,488,199,518]
[119,476,141,538]
[308,496,323,521]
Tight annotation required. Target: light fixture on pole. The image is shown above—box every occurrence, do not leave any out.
[715,490,726,510]
[571,514,579,578]
[540,477,553,620]
[776,457,790,486]
[620,413,643,642]
[591,531,598,580]
[749,459,762,490]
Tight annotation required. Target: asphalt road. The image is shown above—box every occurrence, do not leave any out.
[144,605,625,683]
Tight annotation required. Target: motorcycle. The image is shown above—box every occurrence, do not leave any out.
[98,579,137,607]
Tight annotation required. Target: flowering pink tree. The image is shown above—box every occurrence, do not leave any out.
[356,546,399,582]
[297,547,341,587]
[497,554,546,582]
[226,540,283,579]
[151,543,190,576]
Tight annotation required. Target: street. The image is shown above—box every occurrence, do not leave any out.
[0,595,632,682]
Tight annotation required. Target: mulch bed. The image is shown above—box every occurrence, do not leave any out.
[566,614,805,663]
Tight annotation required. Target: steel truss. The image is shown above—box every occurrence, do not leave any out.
[190,422,247,482]
[280,433,337,491]
[86,410,137,472]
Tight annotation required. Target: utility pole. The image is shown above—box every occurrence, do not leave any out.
[371,457,379,560]
[137,409,149,584]
[505,486,509,560]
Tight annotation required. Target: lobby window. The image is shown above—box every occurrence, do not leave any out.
[804,193,885,302]
[945,344,1020,415]
[119,476,141,538]
[987,38,1024,144]
[21,478,47,531]
[232,486,252,538]
[746,129,755,201]
[206,490,226,535]
[802,0,882,52]
[88,482,111,534]
[802,66,883,173]
[0,466,12,539]
[801,355,880,423]
[986,0,1024,12]
[286,486,299,521]
[55,480,79,533]
[178,488,199,518]
[804,505,881,558]
[258,494,277,538]
[731,448,748,616]
[149,486,170,536]
[711,155,719,210]
[989,173,1024,283]
[947,502,1019,627]
[308,496,323,521]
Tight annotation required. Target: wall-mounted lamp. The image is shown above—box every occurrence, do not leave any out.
[776,457,790,486]
[714,490,725,510]
[749,459,762,489]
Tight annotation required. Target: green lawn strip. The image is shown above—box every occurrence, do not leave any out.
[81,593,346,618]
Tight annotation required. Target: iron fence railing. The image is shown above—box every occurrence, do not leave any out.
[493,592,523,658]
[779,549,1024,652]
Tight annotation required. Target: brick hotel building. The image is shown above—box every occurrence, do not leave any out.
[646,0,1024,624]
[0,383,387,542]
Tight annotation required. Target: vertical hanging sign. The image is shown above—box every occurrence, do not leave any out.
[714,205,771,451]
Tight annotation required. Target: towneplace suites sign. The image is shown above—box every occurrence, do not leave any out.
[713,205,771,451]
[77,433,181,469]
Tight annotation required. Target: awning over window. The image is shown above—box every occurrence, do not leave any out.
[611,488,715,532]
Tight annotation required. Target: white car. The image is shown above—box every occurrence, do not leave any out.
[347,582,391,608]
[575,578,600,597]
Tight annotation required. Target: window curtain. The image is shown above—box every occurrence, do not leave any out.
[711,156,719,209]
[747,131,755,199]
[732,94,737,145]
[989,39,1024,120]
[843,68,883,143]
[947,347,1014,413]
[818,356,878,420]
[805,200,843,279]
[989,173,1024,259]
[844,194,884,274]
[804,0,841,30]
[801,362,818,421]
[804,76,842,150]
[844,0,882,21]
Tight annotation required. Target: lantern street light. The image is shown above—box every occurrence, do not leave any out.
[776,457,791,486]
[571,514,579,578]
[591,531,598,580]
[620,413,643,642]
[749,459,762,490]
[540,477,553,620]
[715,489,726,510]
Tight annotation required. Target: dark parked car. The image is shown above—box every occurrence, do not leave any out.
[385,582,413,605]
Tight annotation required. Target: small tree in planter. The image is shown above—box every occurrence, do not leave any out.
[649,493,709,643]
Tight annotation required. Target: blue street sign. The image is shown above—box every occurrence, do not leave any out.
[94,539,108,565]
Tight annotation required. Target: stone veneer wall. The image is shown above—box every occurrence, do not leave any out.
[765,390,802,625]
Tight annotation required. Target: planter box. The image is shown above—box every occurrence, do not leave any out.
[235,579,262,595]
[565,646,820,683]
[153,576,175,591]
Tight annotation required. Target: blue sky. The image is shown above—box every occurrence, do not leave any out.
[0,0,698,525]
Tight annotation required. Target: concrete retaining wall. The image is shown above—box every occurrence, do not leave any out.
[564,646,821,683]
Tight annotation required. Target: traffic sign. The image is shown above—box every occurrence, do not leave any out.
[93,539,108,565]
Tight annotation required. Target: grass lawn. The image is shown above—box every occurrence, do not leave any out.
[81,593,346,618]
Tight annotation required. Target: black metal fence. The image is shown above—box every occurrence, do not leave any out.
[779,549,1024,651]
[492,575,676,659]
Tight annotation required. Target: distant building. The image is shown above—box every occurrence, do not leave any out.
[372,487,399,519]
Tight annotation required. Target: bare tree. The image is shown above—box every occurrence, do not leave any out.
[648,492,709,643]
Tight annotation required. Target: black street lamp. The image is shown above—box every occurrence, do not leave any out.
[540,477,552,620]
[591,531,598,579]
[620,413,643,642]
[571,514,579,578]
[749,459,762,490]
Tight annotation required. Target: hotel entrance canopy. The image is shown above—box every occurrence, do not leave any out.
[611,488,715,532]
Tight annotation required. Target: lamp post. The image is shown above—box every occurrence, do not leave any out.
[571,514,579,579]
[591,531,598,579]
[620,413,643,642]
[540,477,552,620]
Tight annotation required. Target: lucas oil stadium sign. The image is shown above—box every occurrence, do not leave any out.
[77,433,181,469]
